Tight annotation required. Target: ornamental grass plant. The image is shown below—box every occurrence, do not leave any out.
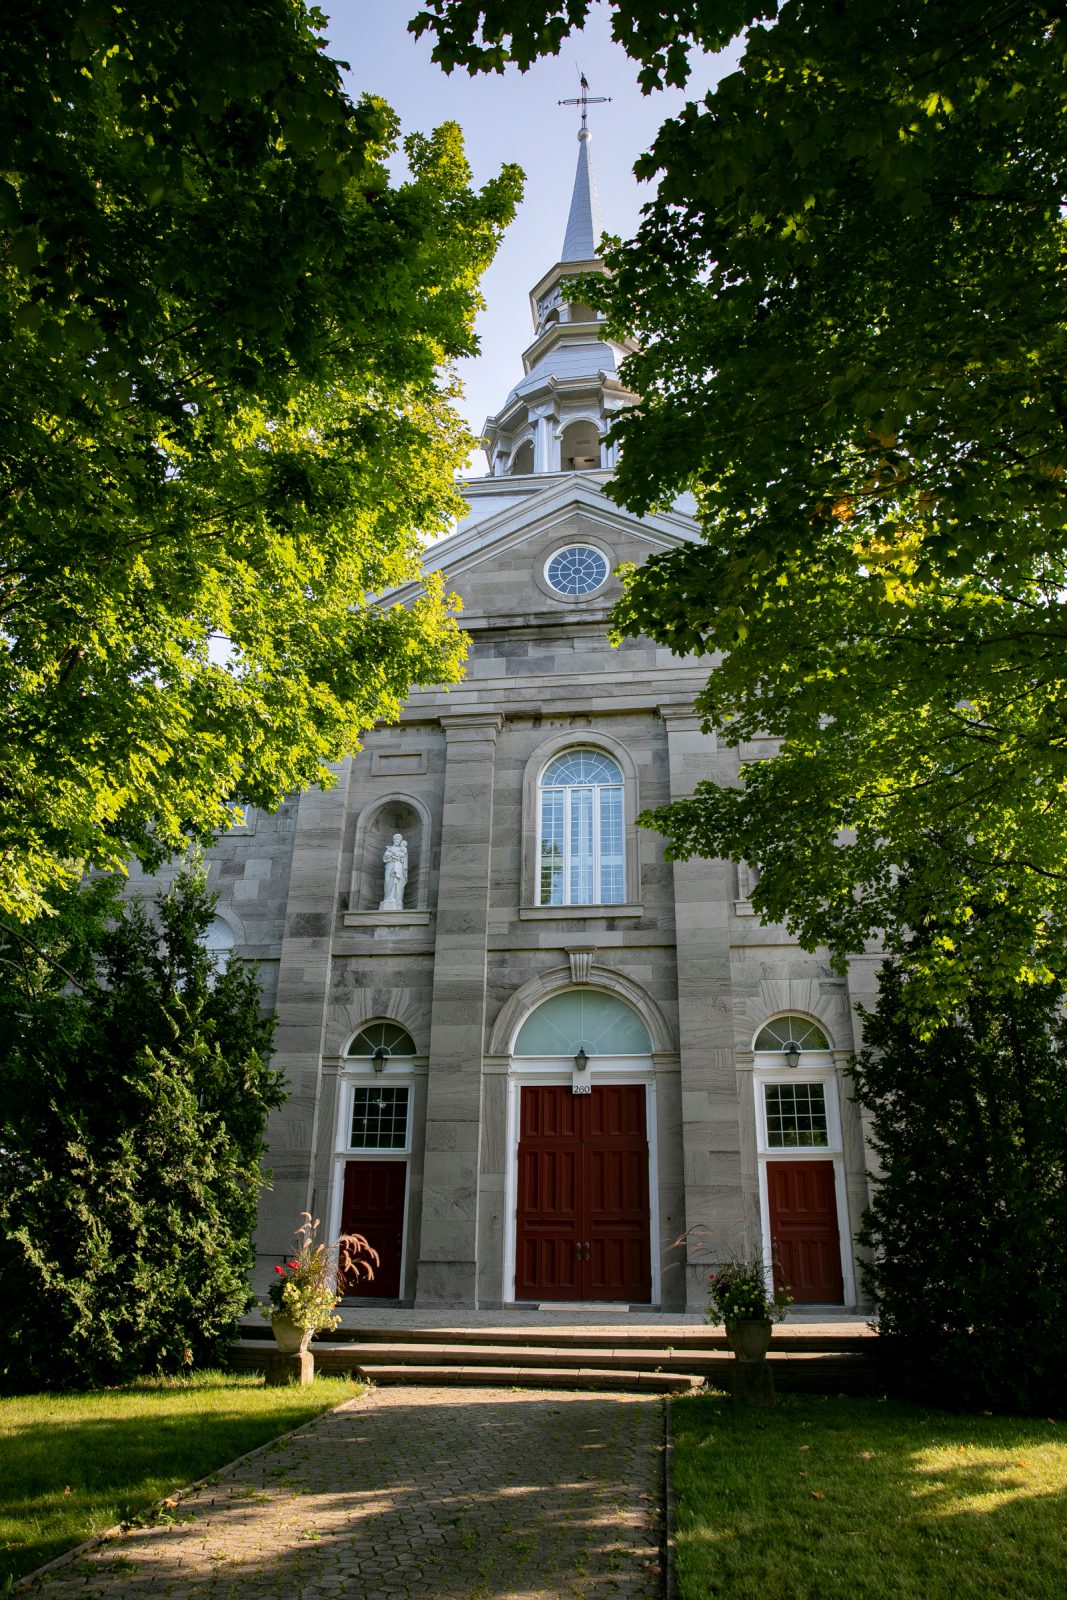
[263,1213,377,1335]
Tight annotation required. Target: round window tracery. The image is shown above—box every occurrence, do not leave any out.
[545,545,609,597]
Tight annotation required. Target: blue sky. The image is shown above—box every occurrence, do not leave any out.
[322,4,738,465]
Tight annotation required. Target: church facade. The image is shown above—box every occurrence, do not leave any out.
[165,128,879,1315]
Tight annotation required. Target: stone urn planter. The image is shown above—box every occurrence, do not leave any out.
[271,1312,313,1355]
[725,1318,773,1363]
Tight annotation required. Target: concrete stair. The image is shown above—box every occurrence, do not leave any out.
[231,1320,881,1395]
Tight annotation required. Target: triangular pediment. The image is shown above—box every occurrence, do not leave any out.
[388,475,698,613]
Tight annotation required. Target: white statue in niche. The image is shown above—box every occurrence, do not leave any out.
[379,832,409,911]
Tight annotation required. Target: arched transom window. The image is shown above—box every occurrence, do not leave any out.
[346,1022,416,1059]
[539,749,624,906]
[754,1014,830,1054]
[514,990,652,1056]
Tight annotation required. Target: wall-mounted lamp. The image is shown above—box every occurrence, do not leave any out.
[574,1045,589,1073]
[372,1046,388,1073]
[782,1040,801,1070]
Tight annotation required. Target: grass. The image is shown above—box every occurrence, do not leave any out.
[671,1391,1067,1600]
[0,1370,363,1587]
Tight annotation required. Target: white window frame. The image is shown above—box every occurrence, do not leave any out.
[345,1080,413,1156]
[757,1072,840,1153]
[537,752,624,906]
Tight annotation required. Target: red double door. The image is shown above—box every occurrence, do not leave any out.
[515,1084,652,1304]
[767,1160,844,1304]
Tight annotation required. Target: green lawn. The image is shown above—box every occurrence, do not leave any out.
[671,1391,1067,1600]
[0,1371,363,1587]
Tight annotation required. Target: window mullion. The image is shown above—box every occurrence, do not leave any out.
[562,787,572,905]
[592,782,602,903]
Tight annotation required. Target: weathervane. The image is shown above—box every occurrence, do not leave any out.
[558,71,611,131]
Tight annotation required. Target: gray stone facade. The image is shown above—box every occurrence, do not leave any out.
[154,133,876,1315]
[173,465,874,1315]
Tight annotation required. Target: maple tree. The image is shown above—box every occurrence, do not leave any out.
[1,0,521,919]
[416,0,1067,1000]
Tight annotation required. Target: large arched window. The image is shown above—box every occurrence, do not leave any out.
[538,749,624,906]
[203,915,235,981]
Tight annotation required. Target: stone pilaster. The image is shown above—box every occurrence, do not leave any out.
[659,705,741,1311]
[415,713,502,1306]
[254,766,351,1283]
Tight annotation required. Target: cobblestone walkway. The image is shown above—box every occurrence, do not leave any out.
[25,1386,664,1600]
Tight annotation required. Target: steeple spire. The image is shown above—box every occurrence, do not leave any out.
[480,76,637,478]
[558,74,609,261]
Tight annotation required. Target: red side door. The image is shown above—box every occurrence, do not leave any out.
[767,1160,844,1305]
[515,1085,651,1304]
[339,1160,407,1298]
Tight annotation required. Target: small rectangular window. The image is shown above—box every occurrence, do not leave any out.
[764,1082,829,1148]
[350,1086,410,1151]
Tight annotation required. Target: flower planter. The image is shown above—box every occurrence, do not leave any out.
[271,1312,313,1354]
[725,1318,773,1362]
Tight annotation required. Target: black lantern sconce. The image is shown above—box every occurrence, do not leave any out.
[782,1040,801,1070]
[372,1046,388,1073]
[574,1045,589,1073]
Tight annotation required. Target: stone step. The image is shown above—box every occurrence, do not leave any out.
[237,1321,872,1354]
[229,1339,880,1394]
[343,1364,704,1394]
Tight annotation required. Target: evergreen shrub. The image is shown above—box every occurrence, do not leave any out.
[0,865,285,1390]
[852,961,1067,1413]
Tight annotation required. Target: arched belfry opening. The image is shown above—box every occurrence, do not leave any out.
[509,439,534,475]
[560,419,601,471]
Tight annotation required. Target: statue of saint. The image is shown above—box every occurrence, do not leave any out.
[379,832,409,911]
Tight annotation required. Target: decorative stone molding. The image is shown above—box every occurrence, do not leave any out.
[518,904,643,921]
[343,909,431,929]
[567,947,596,984]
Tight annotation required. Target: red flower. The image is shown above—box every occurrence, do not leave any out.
[288,1260,300,1270]
[273,1265,285,1275]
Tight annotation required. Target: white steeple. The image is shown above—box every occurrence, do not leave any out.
[480,98,637,479]
[561,127,603,262]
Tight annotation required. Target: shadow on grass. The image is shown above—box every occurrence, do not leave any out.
[0,1376,361,1585]
[671,1392,1067,1600]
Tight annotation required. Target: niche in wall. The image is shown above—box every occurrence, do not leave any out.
[347,793,432,924]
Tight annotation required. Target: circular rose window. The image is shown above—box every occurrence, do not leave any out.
[545,544,609,597]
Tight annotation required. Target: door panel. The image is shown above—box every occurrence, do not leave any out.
[340,1160,407,1298]
[516,1084,651,1303]
[515,1089,582,1301]
[767,1159,844,1305]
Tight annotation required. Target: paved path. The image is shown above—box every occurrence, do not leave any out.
[26,1386,664,1600]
